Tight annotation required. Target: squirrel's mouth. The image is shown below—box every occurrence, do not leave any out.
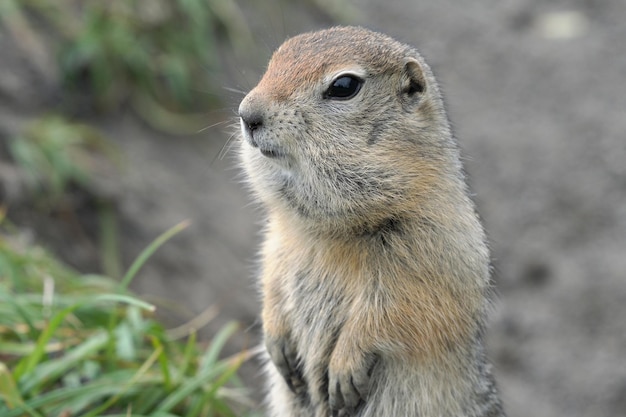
[259,147,284,159]
[241,127,285,159]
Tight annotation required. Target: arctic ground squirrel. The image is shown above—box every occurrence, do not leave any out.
[238,26,505,417]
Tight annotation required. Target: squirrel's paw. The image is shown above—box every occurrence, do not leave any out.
[265,334,307,395]
[328,351,378,416]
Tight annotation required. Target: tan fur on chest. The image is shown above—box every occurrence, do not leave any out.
[262,211,483,363]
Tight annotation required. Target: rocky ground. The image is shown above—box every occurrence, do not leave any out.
[2,1,625,416]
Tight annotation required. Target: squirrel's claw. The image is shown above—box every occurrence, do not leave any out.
[328,352,378,415]
[266,335,307,395]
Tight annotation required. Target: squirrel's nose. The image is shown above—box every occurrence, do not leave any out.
[238,100,264,140]
[241,111,263,134]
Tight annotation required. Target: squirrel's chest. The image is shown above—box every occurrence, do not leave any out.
[282,266,354,387]
[283,266,352,333]
[263,228,372,356]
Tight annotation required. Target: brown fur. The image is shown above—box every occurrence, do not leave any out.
[239,26,505,417]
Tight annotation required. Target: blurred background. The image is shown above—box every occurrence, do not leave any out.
[1,0,625,416]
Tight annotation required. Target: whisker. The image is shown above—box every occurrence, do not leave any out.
[197,119,231,133]
[211,131,239,165]
[223,86,248,96]
[221,134,240,159]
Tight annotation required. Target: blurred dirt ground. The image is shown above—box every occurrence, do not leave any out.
[2,1,626,416]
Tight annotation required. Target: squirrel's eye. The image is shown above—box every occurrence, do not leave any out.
[324,75,363,100]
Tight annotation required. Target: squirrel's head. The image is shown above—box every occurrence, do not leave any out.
[239,26,456,231]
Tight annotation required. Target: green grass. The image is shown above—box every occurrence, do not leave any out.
[0,0,252,132]
[0,2,259,414]
[7,115,116,204]
[0,218,251,416]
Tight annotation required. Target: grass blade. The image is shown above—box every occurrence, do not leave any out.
[154,360,233,413]
[118,220,190,292]
[4,375,136,417]
[0,362,25,410]
[150,336,172,391]
[12,304,79,381]
[18,331,108,394]
[178,331,197,379]
[5,298,38,340]
[80,345,162,417]
[199,322,239,373]
[93,294,156,312]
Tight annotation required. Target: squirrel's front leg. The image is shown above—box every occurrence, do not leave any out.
[262,276,307,397]
[328,320,379,416]
[265,331,306,395]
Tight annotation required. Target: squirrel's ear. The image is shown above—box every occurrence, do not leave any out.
[402,58,426,97]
